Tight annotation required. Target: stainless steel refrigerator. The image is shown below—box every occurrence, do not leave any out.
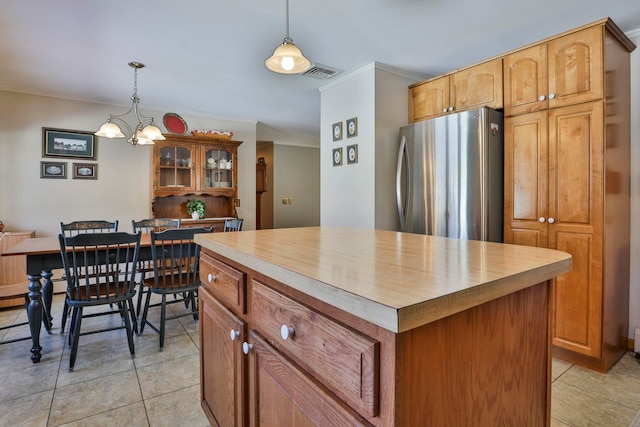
[396,107,504,242]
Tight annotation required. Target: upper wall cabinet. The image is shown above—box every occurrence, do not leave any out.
[409,59,503,123]
[503,26,604,116]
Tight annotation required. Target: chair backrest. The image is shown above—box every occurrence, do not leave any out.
[223,218,243,232]
[60,220,118,237]
[132,218,181,233]
[149,227,213,291]
[58,232,141,302]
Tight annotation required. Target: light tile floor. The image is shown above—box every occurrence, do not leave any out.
[2,293,640,426]
[0,293,209,427]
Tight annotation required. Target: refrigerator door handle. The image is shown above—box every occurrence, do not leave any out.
[396,135,410,230]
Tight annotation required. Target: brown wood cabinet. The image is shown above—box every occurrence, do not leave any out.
[503,19,634,372]
[151,135,242,227]
[503,26,605,116]
[0,230,35,308]
[409,58,503,122]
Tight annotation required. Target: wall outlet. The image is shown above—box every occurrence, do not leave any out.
[288,197,293,204]
[282,198,288,204]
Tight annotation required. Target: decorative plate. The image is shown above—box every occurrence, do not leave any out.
[163,113,188,135]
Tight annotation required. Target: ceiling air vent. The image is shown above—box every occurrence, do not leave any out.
[299,63,342,80]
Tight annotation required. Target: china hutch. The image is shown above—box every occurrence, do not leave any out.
[151,134,242,232]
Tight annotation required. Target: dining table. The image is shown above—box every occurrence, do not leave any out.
[1,233,154,363]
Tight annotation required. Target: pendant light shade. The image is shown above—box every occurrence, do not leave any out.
[265,0,310,74]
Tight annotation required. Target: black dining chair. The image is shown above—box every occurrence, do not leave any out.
[58,220,119,332]
[139,227,213,350]
[131,218,181,323]
[58,231,141,370]
[223,218,243,232]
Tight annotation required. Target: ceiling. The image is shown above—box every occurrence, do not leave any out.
[1,0,639,144]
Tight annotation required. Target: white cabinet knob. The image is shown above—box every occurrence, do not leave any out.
[548,217,555,224]
[242,342,253,354]
[207,273,217,283]
[549,93,556,99]
[539,95,546,101]
[539,217,546,223]
[280,325,295,340]
[448,106,454,112]
[442,108,448,113]
[229,329,240,341]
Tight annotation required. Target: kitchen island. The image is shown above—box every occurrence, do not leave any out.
[195,227,572,426]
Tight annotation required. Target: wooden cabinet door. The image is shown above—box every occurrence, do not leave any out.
[503,44,549,116]
[547,26,603,109]
[503,111,549,248]
[247,331,371,427]
[450,58,503,112]
[549,101,604,358]
[154,142,197,194]
[200,289,246,427]
[409,76,450,122]
[201,145,237,193]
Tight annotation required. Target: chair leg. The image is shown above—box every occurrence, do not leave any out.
[139,287,153,334]
[123,300,135,357]
[190,291,198,321]
[135,272,146,323]
[159,294,167,350]
[69,307,83,371]
[60,297,70,333]
[128,299,138,334]
[68,306,78,346]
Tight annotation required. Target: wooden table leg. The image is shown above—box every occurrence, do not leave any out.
[27,273,44,363]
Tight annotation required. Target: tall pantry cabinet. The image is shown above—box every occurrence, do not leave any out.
[503,19,635,372]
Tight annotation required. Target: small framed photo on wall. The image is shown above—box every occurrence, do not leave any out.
[332,122,342,142]
[347,144,358,164]
[346,117,358,138]
[332,147,342,166]
[40,161,67,179]
[73,163,98,180]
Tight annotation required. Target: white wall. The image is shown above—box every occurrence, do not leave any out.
[0,91,257,236]
[320,65,376,228]
[319,63,421,229]
[628,30,640,340]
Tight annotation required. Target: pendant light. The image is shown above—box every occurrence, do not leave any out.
[95,62,165,146]
[265,0,311,74]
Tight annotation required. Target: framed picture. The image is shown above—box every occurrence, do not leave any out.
[332,147,342,167]
[40,161,67,179]
[72,163,98,180]
[43,127,96,160]
[346,117,358,138]
[332,122,342,142]
[347,144,358,164]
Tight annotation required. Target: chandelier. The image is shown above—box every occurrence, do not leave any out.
[264,0,311,74]
[94,62,165,146]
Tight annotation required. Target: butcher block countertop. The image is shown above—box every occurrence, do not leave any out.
[195,226,572,333]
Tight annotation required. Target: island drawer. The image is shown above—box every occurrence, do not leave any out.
[200,253,246,313]
[251,279,379,417]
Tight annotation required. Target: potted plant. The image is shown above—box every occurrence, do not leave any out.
[186,199,206,219]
